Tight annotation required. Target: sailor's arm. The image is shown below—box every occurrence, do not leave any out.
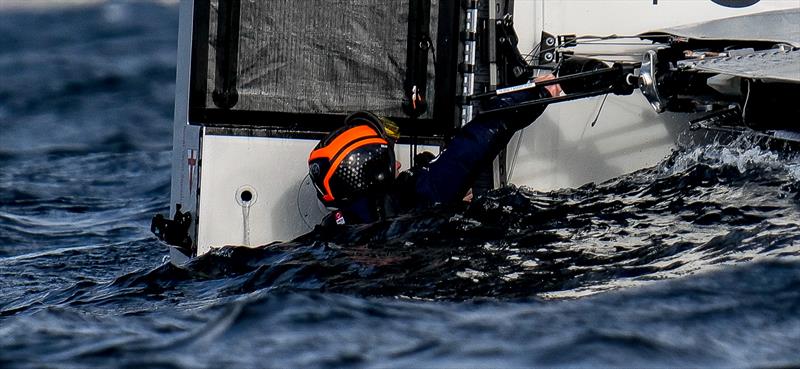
[411,85,552,206]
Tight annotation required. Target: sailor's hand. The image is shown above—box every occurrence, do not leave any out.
[476,74,556,131]
[534,73,563,97]
[557,57,609,94]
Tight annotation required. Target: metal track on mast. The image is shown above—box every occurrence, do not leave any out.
[460,0,479,126]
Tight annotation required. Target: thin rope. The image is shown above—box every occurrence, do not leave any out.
[296,173,313,230]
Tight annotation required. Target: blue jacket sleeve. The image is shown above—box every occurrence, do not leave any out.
[412,88,549,206]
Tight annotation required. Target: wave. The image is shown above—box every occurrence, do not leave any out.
[86,140,800,302]
[2,140,799,368]
[0,1,177,156]
[2,259,799,368]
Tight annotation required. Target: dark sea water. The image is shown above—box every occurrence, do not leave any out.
[2,2,800,368]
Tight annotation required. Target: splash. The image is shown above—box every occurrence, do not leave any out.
[119,141,800,302]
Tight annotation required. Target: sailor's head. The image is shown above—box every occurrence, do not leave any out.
[308,111,400,208]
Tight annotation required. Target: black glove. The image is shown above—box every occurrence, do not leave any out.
[479,86,551,131]
[557,56,612,94]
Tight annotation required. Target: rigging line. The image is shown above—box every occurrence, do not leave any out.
[524,43,543,63]
[590,94,609,127]
[525,38,543,57]
[429,38,437,66]
[413,134,418,168]
[508,62,564,181]
[563,97,600,169]
[562,93,609,169]
[528,40,542,54]
[572,36,651,42]
[742,79,752,127]
[555,48,645,55]
[568,41,655,46]
[557,54,643,61]
[574,34,650,40]
[409,133,416,170]
[297,173,313,230]
[524,49,539,62]
[507,127,525,182]
[551,58,565,75]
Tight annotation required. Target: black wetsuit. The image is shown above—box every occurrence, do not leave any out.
[322,88,549,225]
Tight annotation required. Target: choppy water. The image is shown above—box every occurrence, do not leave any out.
[2,2,800,368]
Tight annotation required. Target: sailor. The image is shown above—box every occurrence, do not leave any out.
[308,75,562,226]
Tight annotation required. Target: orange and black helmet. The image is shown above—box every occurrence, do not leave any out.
[308,112,399,208]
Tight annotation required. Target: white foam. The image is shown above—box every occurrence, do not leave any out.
[662,135,798,179]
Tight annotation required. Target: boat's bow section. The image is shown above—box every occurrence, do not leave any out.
[507,3,800,191]
[640,8,800,49]
[640,8,800,84]
[680,48,800,84]
[632,8,800,139]
[157,0,800,261]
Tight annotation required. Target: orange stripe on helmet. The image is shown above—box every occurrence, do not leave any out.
[320,137,388,203]
[309,125,381,161]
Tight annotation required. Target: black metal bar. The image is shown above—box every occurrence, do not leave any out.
[212,0,241,109]
[189,0,210,112]
[480,87,616,114]
[404,0,433,118]
[433,0,462,136]
[189,108,446,139]
[470,67,620,100]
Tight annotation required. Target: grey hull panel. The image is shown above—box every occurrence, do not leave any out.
[640,8,800,48]
[680,49,800,83]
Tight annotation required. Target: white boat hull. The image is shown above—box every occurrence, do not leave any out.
[165,0,799,259]
[508,0,799,191]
